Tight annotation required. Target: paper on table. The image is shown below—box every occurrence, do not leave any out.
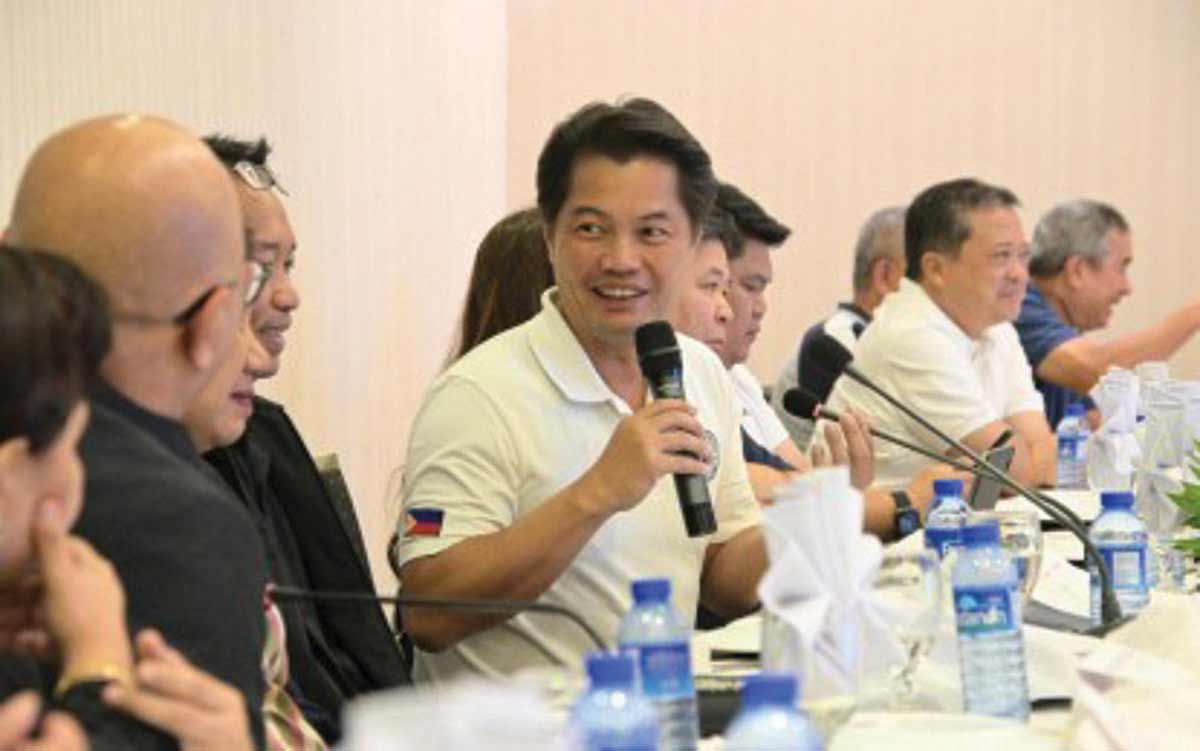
[1030,548,1091,618]
[1042,530,1084,562]
[1065,593,1200,749]
[829,711,1063,751]
[996,490,1101,523]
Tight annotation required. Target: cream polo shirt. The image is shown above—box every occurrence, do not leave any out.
[826,278,1044,488]
[730,364,790,452]
[397,290,760,683]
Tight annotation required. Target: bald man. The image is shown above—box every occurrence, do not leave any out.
[7,115,268,750]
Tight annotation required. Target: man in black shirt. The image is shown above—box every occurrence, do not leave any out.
[6,115,268,750]
[772,206,907,446]
[202,135,409,743]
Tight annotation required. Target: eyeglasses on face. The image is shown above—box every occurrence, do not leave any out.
[232,160,289,196]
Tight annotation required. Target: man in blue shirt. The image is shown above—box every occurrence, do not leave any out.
[1016,199,1200,427]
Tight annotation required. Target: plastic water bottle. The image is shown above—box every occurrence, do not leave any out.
[1055,403,1090,489]
[924,478,968,560]
[724,673,823,751]
[618,578,698,751]
[569,652,659,751]
[952,520,1030,721]
[1089,491,1150,625]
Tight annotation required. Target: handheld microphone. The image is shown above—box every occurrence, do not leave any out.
[812,337,1126,626]
[635,321,718,537]
[781,387,976,474]
[267,585,608,652]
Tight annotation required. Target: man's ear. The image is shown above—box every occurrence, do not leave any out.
[1062,254,1089,288]
[919,251,945,287]
[181,286,237,373]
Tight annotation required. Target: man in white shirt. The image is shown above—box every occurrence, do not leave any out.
[395,99,764,682]
[828,178,1056,489]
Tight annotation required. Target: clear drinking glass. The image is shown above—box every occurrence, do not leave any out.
[973,509,1043,604]
[871,549,941,708]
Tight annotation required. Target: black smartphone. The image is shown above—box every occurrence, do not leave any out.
[968,444,1016,510]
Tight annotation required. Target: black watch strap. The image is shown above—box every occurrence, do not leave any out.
[891,490,921,538]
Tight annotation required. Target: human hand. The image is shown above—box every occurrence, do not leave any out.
[34,502,132,676]
[578,399,711,515]
[811,410,875,490]
[906,463,973,517]
[0,692,86,751]
[102,630,253,751]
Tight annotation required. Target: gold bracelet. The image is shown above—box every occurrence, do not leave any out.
[54,663,135,697]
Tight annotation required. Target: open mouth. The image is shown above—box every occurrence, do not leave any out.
[592,285,647,302]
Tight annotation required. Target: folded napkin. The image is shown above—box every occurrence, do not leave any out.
[1066,593,1200,749]
[758,467,904,700]
[1088,369,1141,490]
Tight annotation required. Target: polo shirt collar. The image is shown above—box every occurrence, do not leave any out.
[897,277,988,359]
[529,288,626,407]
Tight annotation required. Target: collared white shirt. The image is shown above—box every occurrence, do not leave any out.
[827,278,1043,488]
[730,363,790,452]
[397,289,760,683]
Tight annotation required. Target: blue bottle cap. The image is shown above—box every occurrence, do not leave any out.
[585,652,636,688]
[740,672,798,709]
[933,478,964,497]
[961,520,1001,547]
[1065,402,1086,417]
[1100,491,1135,510]
[631,577,671,603]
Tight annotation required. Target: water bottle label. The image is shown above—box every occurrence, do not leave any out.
[1058,434,1087,461]
[635,642,694,699]
[924,526,961,559]
[1013,557,1028,585]
[1102,545,1147,591]
[954,585,1017,635]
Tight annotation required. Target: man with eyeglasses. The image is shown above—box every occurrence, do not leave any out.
[6,115,270,749]
[827,178,1056,489]
[202,136,410,745]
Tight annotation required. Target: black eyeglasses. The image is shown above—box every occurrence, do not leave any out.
[117,260,270,326]
[232,160,290,196]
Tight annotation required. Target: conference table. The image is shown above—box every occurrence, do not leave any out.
[690,488,1200,749]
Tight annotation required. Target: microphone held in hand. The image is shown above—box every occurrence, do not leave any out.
[635,321,717,537]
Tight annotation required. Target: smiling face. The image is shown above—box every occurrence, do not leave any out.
[242,188,299,379]
[922,205,1030,338]
[546,154,694,357]
[670,239,733,355]
[1066,229,1133,331]
[722,240,772,367]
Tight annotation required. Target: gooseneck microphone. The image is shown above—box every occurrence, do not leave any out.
[267,585,608,652]
[782,388,976,474]
[635,321,718,537]
[810,337,1125,627]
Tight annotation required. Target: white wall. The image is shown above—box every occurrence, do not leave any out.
[0,0,509,596]
[507,0,1200,385]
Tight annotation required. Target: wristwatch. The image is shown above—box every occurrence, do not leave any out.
[891,490,921,539]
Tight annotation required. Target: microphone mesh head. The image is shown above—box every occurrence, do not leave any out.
[635,320,681,379]
[782,388,822,419]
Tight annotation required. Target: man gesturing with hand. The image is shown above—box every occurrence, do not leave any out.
[394,99,762,682]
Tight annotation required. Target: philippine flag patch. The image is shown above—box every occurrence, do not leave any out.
[406,508,445,537]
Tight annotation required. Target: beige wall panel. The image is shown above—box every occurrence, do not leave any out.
[1,0,509,596]
[508,0,1200,387]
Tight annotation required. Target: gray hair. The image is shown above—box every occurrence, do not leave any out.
[1030,199,1129,277]
[852,206,905,293]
